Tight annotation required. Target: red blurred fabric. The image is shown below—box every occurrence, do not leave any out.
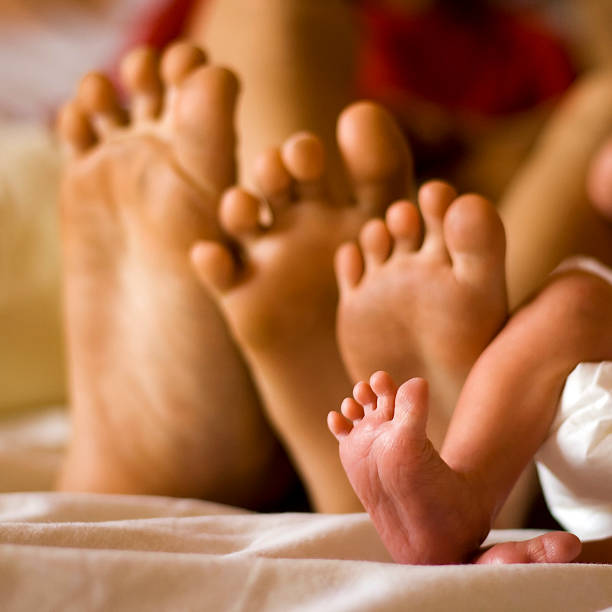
[356,2,575,116]
[120,0,575,117]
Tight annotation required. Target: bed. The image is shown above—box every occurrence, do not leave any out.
[0,407,608,612]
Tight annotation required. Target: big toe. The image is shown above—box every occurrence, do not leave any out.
[443,193,506,289]
[163,42,239,196]
[337,101,413,215]
[476,533,581,565]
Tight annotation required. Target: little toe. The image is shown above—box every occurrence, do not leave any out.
[254,147,292,213]
[160,40,207,86]
[393,378,429,436]
[120,46,163,121]
[443,193,506,288]
[327,411,353,440]
[335,242,365,292]
[57,101,97,153]
[341,397,365,422]
[76,72,126,137]
[191,240,238,294]
[385,200,422,252]
[281,132,326,201]
[587,136,612,221]
[337,101,413,216]
[219,187,262,239]
[369,371,397,419]
[353,381,377,414]
[418,180,457,257]
[358,219,392,267]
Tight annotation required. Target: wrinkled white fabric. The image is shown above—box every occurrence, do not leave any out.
[535,256,612,540]
[0,407,610,611]
[536,361,612,540]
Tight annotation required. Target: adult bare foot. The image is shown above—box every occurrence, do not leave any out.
[56,42,292,509]
[192,101,412,512]
[335,181,507,447]
[328,371,490,564]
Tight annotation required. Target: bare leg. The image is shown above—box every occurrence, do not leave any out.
[329,269,612,563]
[192,102,412,512]
[188,0,359,194]
[57,43,293,509]
[501,70,612,308]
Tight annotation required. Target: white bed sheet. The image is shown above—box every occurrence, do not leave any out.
[0,408,611,612]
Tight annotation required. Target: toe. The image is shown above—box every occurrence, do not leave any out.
[358,219,392,267]
[120,46,163,121]
[219,187,262,239]
[160,40,207,86]
[341,397,365,422]
[191,240,238,294]
[587,136,612,221]
[327,411,353,439]
[167,61,239,196]
[475,532,581,565]
[353,381,377,414]
[254,147,292,213]
[443,193,506,288]
[76,72,126,137]
[418,180,457,258]
[56,101,97,153]
[394,378,429,435]
[337,101,413,215]
[335,242,364,292]
[369,371,397,419]
[385,200,422,252]
[281,132,326,201]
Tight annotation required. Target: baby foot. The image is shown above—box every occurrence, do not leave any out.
[56,42,292,508]
[192,102,413,512]
[328,371,489,564]
[336,181,507,447]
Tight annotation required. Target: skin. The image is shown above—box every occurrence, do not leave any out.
[191,101,413,513]
[56,42,296,509]
[330,249,612,563]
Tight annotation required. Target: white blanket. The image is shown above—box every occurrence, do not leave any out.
[0,409,611,611]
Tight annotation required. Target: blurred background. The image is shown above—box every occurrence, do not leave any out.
[0,0,610,416]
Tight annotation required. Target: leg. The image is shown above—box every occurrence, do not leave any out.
[192,101,412,512]
[56,43,293,509]
[188,0,360,194]
[501,70,612,308]
[329,268,612,563]
[336,180,507,448]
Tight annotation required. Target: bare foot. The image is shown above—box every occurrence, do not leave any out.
[328,371,489,564]
[587,135,612,221]
[56,42,292,508]
[192,102,413,512]
[327,371,583,565]
[336,181,507,447]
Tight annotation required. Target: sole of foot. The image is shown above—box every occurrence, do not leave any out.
[335,180,507,448]
[328,371,489,564]
[56,42,294,509]
[191,101,413,512]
